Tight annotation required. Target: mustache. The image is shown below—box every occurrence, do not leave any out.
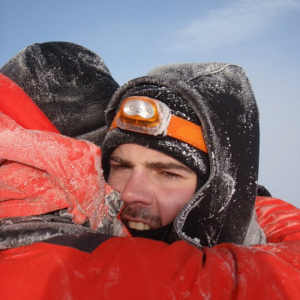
[120,204,162,228]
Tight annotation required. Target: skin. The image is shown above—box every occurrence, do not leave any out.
[108,143,197,230]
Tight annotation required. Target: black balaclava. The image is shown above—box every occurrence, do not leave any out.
[102,63,263,248]
[0,41,119,147]
[102,85,209,241]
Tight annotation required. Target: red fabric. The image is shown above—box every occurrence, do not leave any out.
[0,73,112,228]
[0,73,59,133]
[0,112,108,228]
[0,198,300,300]
[255,196,300,243]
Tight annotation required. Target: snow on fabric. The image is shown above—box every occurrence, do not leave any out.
[0,112,105,229]
[0,42,119,147]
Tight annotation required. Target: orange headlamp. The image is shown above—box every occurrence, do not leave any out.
[110,96,208,153]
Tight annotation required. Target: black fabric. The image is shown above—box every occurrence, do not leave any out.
[44,232,112,253]
[0,41,119,147]
[0,214,95,250]
[257,185,272,197]
[103,63,260,248]
[196,175,205,192]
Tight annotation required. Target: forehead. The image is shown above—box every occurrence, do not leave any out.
[111,143,186,166]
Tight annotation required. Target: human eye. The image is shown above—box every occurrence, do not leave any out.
[159,170,182,179]
[110,163,131,171]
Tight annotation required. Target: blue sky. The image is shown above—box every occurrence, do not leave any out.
[1,0,300,208]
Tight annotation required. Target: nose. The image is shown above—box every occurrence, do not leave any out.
[120,169,153,206]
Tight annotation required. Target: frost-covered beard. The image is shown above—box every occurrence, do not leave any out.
[120,204,162,230]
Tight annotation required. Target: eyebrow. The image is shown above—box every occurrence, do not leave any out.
[110,155,192,173]
[146,162,193,173]
[110,155,133,167]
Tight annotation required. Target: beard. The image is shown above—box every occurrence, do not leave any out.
[120,204,162,228]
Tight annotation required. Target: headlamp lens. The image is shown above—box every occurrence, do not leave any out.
[116,96,170,135]
[119,98,160,128]
[123,100,155,119]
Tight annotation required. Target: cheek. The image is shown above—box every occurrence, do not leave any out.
[157,186,195,226]
[107,173,115,188]
[107,173,125,192]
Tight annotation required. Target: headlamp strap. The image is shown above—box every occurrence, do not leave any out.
[110,113,208,154]
[167,115,207,153]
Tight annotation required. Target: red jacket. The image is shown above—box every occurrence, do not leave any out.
[0,198,300,299]
[1,74,300,299]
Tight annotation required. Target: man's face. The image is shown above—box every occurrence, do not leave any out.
[108,143,197,231]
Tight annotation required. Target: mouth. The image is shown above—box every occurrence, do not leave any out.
[120,204,162,231]
[127,220,151,231]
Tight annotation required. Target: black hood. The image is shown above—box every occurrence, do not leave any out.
[103,63,260,248]
[0,41,119,146]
